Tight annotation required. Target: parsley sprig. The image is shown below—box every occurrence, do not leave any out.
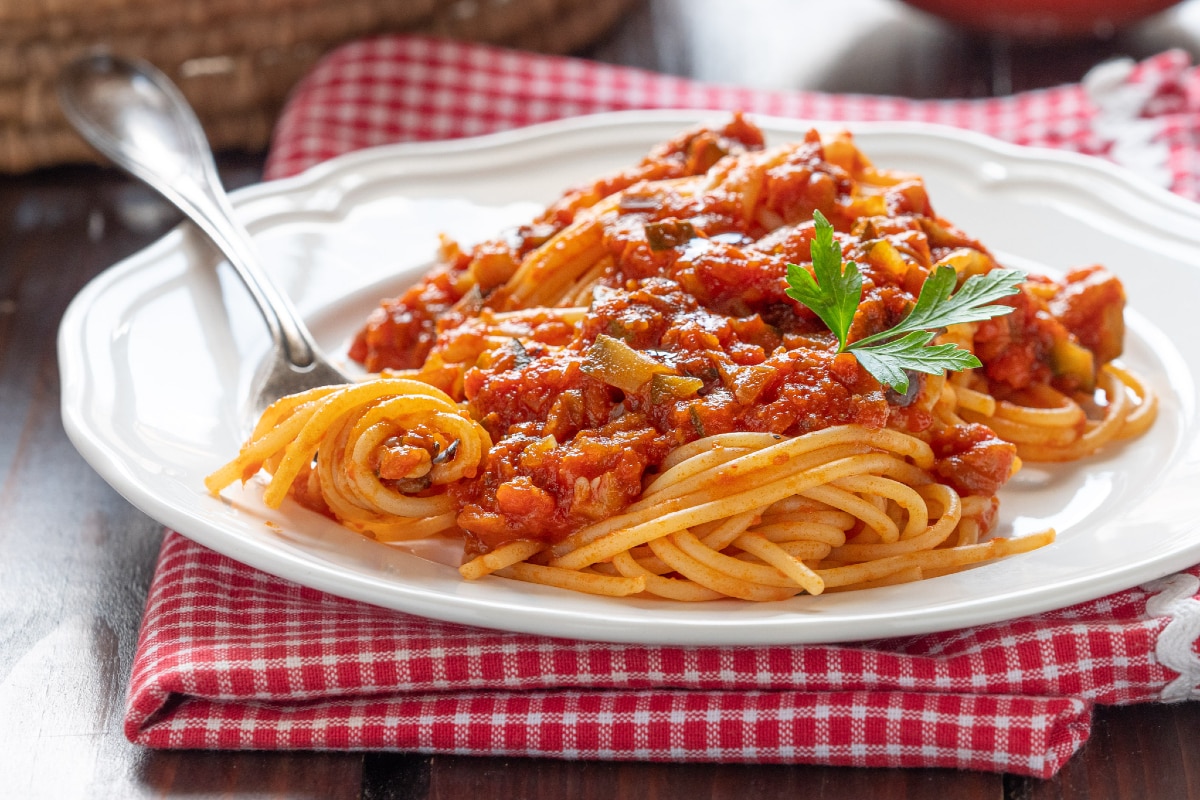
[785,210,1024,394]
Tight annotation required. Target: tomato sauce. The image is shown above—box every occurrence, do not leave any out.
[350,115,767,372]
[352,119,1127,551]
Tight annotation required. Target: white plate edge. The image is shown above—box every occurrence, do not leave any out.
[57,110,1200,645]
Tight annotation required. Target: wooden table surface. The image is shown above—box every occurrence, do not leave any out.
[3,1,1199,797]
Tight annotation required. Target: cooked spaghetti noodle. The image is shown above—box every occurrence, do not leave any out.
[207,115,1154,601]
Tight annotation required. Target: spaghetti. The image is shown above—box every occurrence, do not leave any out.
[207,115,1154,601]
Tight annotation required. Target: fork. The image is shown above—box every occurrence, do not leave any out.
[58,53,352,421]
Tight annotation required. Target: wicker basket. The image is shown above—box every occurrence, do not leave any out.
[0,0,638,172]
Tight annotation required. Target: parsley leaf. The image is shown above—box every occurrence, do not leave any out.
[853,265,1026,348]
[784,210,861,352]
[850,331,984,393]
[785,211,1024,394]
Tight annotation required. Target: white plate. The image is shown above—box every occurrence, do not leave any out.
[59,111,1200,645]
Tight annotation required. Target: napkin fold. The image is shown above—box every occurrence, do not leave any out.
[128,533,1199,777]
[128,36,1200,778]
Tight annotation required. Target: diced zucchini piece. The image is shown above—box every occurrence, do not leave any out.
[1049,337,1095,391]
[582,334,674,393]
[650,373,704,404]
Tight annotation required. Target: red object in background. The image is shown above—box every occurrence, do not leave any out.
[900,0,1183,38]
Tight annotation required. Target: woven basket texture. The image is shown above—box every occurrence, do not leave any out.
[0,0,637,172]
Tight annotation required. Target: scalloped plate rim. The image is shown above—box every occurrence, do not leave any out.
[58,110,1200,645]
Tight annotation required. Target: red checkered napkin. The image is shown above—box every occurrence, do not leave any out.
[264,36,1200,196]
[127,38,1200,777]
[129,533,1200,777]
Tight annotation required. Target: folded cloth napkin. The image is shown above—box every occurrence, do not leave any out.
[127,37,1200,778]
[264,36,1200,195]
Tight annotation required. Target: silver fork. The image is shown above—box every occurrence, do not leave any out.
[58,54,352,421]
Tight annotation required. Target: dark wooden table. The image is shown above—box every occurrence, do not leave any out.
[3,1,1199,797]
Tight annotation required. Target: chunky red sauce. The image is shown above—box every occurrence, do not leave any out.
[350,115,766,372]
[351,118,1127,553]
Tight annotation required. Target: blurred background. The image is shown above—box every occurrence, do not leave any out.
[594,0,1200,95]
[2,0,1200,174]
